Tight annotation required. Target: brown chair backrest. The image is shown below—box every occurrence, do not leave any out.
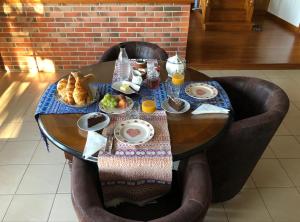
[100,41,168,62]
[208,76,289,202]
[71,153,211,222]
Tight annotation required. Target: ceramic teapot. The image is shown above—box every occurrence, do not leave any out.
[166,52,186,77]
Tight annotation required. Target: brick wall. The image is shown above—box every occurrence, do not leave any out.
[0,3,190,72]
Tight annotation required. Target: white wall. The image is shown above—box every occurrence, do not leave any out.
[268,0,300,27]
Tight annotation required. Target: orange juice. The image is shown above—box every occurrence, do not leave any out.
[172,73,185,85]
[142,100,156,113]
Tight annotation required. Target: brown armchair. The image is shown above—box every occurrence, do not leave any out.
[71,153,211,222]
[100,41,168,62]
[208,76,289,202]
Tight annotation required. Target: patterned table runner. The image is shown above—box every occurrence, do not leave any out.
[98,111,172,207]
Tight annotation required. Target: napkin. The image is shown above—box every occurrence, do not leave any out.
[83,131,107,159]
[192,103,230,115]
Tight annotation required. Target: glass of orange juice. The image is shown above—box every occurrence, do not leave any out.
[169,72,185,98]
[141,96,156,113]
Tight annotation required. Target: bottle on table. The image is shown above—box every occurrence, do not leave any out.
[116,47,131,81]
[146,60,160,89]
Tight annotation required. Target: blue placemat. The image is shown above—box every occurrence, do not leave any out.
[35,80,232,148]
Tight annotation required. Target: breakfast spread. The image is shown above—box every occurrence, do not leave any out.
[57,72,94,106]
[87,113,106,128]
[100,93,128,109]
[167,96,185,111]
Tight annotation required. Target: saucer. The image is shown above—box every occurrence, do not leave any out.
[162,98,190,114]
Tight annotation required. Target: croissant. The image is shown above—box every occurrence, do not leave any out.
[57,78,67,102]
[66,74,76,105]
[72,73,94,106]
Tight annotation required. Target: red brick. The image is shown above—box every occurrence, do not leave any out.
[81,12,98,17]
[111,38,128,43]
[91,18,109,23]
[127,27,144,32]
[145,6,163,11]
[66,33,85,37]
[143,38,162,42]
[64,12,81,17]
[85,33,102,37]
[110,6,127,11]
[98,12,118,17]
[171,32,186,37]
[120,23,136,27]
[110,17,127,22]
[137,23,154,27]
[120,33,136,37]
[173,22,189,27]
[48,23,65,27]
[102,23,118,27]
[55,18,74,23]
[57,27,74,32]
[173,11,190,17]
[154,12,172,17]
[127,6,145,11]
[128,18,145,22]
[73,6,91,11]
[146,18,162,23]
[35,17,54,23]
[39,28,56,32]
[155,23,171,27]
[119,12,136,17]
[75,28,93,32]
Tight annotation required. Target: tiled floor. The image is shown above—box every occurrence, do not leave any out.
[0,70,300,222]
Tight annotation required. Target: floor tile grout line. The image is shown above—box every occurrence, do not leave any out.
[277,155,300,189]
[221,202,230,222]
[1,162,30,222]
[0,195,13,222]
[251,162,278,222]
[256,188,276,222]
[46,162,68,222]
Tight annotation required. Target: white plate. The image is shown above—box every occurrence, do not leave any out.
[162,98,190,114]
[114,119,154,145]
[111,81,140,95]
[56,84,99,108]
[99,96,134,114]
[77,112,110,132]
[185,83,218,100]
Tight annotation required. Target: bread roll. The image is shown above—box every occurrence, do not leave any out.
[57,78,67,102]
[72,73,94,106]
[66,74,75,105]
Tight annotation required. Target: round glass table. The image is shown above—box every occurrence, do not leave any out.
[37,61,230,161]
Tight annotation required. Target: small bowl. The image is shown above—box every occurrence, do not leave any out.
[77,112,110,137]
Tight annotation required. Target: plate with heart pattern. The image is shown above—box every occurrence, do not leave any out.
[114,119,154,145]
[185,83,218,100]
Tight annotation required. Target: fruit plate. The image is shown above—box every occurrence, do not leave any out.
[55,84,99,108]
[111,81,140,95]
[114,119,154,145]
[77,112,110,132]
[98,96,134,114]
[185,83,218,100]
[161,98,190,114]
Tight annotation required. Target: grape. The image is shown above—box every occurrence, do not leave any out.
[100,93,119,108]
[104,94,110,100]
